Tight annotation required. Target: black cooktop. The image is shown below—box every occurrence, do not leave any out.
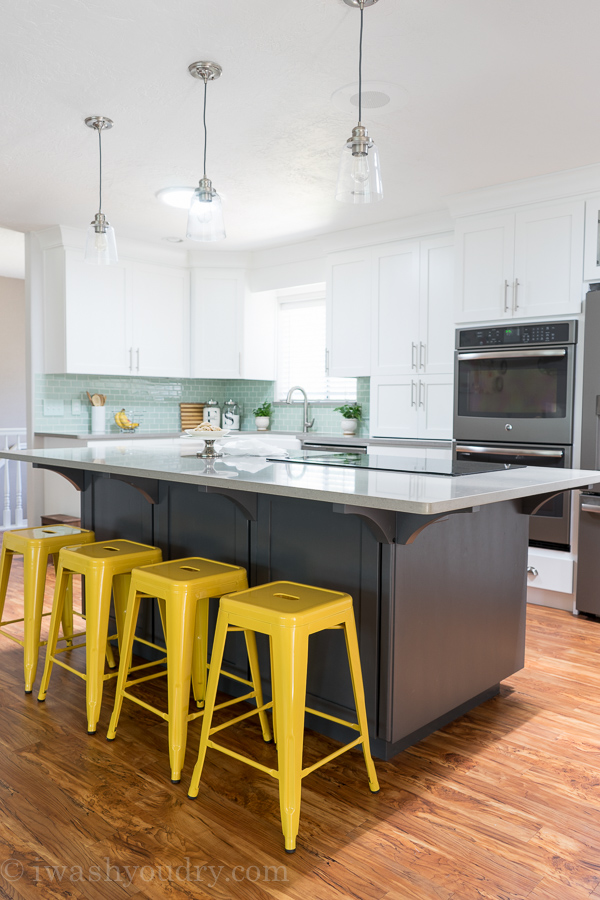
[266,452,525,477]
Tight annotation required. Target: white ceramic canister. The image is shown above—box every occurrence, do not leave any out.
[91,406,106,434]
[203,399,221,427]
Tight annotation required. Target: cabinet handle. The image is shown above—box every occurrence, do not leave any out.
[411,343,417,370]
[325,349,330,374]
[419,342,426,371]
[129,347,133,372]
[136,348,140,373]
[513,279,519,311]
[526,565,539,578]
[504,280,510,312]
[418,380,425,408]
[411,380,417,407]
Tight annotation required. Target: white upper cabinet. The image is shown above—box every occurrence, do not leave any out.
[61,253,129,376]
[371,241,420,376]
[454,214,515,323]
[326,248,372,377]
[190,268,244,379]
[513,202,584,317]
[44,247,190,377]
[370,234,455,377]
[455,201,584,322]
[130,265,190,377]
[419,236,455,374]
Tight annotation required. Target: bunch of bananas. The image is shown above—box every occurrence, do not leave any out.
[114,409,139,430]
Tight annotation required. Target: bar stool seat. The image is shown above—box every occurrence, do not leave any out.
[107,557,272,783]
[37,539,162,733]
[0,525,96,692]
[188,580,379,853]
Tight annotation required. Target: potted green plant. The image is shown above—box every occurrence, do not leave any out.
[253,401,273,432]
[334,403,362,436]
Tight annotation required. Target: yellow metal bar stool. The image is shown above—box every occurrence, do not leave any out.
[107,558,272,783]
[38,539,162,733]
[0,525,96,692]
[188,581,380,853]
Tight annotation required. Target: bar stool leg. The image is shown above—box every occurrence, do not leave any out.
[244,630,272,742]
[53,552,74,649]
[83,569,114,734]
[111,573,131,654]
[0,543,14,623]
[271,627,309,853]
[22,546,49,693]
[107,585,142,741]
[191,598,209,708]
[188,610,230,798]
[165,596,198,783]
[38,564,71,700]
[342,611,380,793]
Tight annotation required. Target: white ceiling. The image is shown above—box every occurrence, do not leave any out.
[2,0,600,252]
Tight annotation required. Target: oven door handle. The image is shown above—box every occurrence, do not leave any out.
[457,349,567,361]
[456,444,565,458]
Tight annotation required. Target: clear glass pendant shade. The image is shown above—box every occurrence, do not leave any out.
[84,221,118,265]
[336,140,383,204]
[186,187,226,241]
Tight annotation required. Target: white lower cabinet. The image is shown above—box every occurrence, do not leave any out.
[370,374,454,439]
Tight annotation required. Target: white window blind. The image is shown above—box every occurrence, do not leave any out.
[276,296,357,402]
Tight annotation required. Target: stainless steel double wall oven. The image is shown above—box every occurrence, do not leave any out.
[453,320,577,550]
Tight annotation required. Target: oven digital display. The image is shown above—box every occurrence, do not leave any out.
[459,322,572,348]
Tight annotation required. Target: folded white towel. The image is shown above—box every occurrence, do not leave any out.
[221,438,289,458]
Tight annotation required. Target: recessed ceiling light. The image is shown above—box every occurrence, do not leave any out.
[163,236,184,243]
[156,187,196,209]
[331,81,408,116]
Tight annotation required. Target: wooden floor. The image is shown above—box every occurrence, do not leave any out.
[0,545,600,900]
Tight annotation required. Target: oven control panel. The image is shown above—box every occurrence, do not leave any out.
[457,320,576,349]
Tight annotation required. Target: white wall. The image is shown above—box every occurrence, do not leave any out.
[0,276,26,427]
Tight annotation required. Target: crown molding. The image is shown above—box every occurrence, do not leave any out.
[447,163,600,219]
[187,249,251,269]
[319,210,454,254]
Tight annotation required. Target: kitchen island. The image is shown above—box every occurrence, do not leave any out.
[2,443,597,760]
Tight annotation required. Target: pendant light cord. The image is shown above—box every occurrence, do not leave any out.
[358,1,364,124]
[203,77,208,178]
[97,127,103,214]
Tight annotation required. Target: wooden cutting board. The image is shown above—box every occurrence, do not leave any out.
[180,402,205,431]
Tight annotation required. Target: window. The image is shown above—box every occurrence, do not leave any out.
[276,288,357,402]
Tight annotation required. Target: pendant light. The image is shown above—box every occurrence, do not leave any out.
[84,116,118,264]
[187,61,226,241]
[336,0,383,204]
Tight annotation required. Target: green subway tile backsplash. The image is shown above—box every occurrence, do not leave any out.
[35,375,370,437]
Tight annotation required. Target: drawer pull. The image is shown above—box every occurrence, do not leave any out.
[526,566,539,578]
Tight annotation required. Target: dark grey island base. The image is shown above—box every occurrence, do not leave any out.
[47,467,530,761]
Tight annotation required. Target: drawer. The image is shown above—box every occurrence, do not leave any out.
[527,549,574,594]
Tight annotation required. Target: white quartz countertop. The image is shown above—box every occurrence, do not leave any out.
[3,445,599,515]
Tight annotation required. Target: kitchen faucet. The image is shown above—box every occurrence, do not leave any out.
[285,386,314,433]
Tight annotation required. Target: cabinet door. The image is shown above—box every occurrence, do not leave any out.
[420,235,455,374]
[369,376,419,438]
[513,201,584,317]
[131,265,190,377]
[371,241,420,376]
[64,253,130,375]
[191,269,243,378]
[417,375,454,440]
[584,192,600,282]
[454,214,515,323]
[326,249,371,377]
